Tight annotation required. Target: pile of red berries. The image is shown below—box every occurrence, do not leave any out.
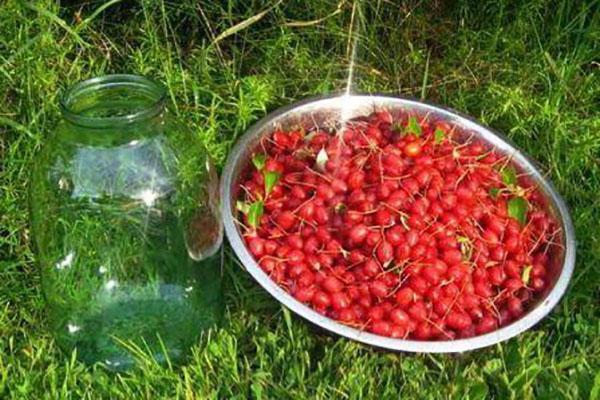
[236,108,560,340]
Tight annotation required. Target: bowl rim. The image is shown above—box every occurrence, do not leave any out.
[221,93,576,353]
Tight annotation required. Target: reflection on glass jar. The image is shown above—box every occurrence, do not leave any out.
[29,75,223,370]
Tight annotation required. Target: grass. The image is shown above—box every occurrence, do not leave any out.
[1,0,599,398]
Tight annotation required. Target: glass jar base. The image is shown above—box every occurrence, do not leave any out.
[55,282,221,371]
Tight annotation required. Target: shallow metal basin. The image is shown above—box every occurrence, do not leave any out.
[221,94,576,353]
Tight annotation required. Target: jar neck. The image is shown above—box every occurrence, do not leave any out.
[59,75,167,143]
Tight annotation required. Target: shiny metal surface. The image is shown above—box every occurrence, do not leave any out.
[221,94,576,353]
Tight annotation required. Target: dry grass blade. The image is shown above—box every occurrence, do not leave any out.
[212,0,283,46]
[284,1,346,27]
[77,0,125,29]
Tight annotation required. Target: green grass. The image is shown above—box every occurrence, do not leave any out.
[1,0,599,398]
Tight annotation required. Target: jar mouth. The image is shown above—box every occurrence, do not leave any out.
[60,74,167,128]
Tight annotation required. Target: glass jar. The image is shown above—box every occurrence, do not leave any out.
[29,75,223,370]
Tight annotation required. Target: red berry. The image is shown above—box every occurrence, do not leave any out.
[395,287,415,308]
[413,322,432,339]
[532,277,545,291]
[276,211,296,230]
[312,291,331,308]
[331,178,348,193]
[247,237,265,257]
[295,287,315,303]
[367,305,385,322]
[475,316,497,335]
[322,276,343,293]
[504,278,523,292]
[446,311,472,330]
[371,321,392,336]
[390,325,407,338]
[349,224,369,244]
[442,249,463,265]
[348,171,365,190]
[363,259,381,277]
[389,308,410,326]
[370,280,389,298]
[376,241,394,265]
[298,271,315,287]
[433,296,453,316]
[331,292,351,310]
[339,308,356,322]
[374,208,394,226]
[385,226,405,246]
[408,301,428,322]
[421,266,442,286]
[404,142,422,158]
[287,249,305,265]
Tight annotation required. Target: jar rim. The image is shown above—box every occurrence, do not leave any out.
[60,74,167,128]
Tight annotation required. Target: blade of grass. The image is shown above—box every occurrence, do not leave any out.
[211,0,283,46]
[23,2,89,47]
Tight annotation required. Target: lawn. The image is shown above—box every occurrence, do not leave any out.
[1,0,599,398]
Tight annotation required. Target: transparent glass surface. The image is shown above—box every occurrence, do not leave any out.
[29,75,223,370]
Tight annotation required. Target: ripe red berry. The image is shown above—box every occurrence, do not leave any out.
[374,208,394,226]
[413,322,433,340]
[404,142,422,158]
[331,292,351,310]
[409,276,429,296]
[507,297,524,317]
[376,241,394,265]
[349,224,369,244]
[339,308,356,322]
[370,280,389,298]
[421,266,442,286]
[287,249,305,265]
[367,305,385,322]
[331,178,348,194]
[446,311,472,330]
[322,276,343,293]
[371,321,392,336]
[385,226,405,246]
[395,287,415,308]
[294,287,315,303]
[390,325,407,338]
[433,296,453,316]
[442,249,463,265]
[312,291,331,308]
[389,308,410,326]
[475,316,497,335]
[363,259,381,277]
[247,237,265,257]
[408,301,428,322]
[531,277,546,291]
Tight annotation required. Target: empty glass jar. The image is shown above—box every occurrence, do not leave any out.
[29,75,223,370]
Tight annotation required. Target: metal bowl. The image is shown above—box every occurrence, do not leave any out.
[221,94,576,353]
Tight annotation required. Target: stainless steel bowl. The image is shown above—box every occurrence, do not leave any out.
[221,94,576,353]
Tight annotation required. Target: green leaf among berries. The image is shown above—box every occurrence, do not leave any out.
[489,188,501,199]
[247,200,264,229]
[434,127,445,144]
[508,196,528,225]
[501,166,518,186]
[405,116,422,137]
[236,201,250,214]
[252,153,266,171]
[263,170,280,197]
